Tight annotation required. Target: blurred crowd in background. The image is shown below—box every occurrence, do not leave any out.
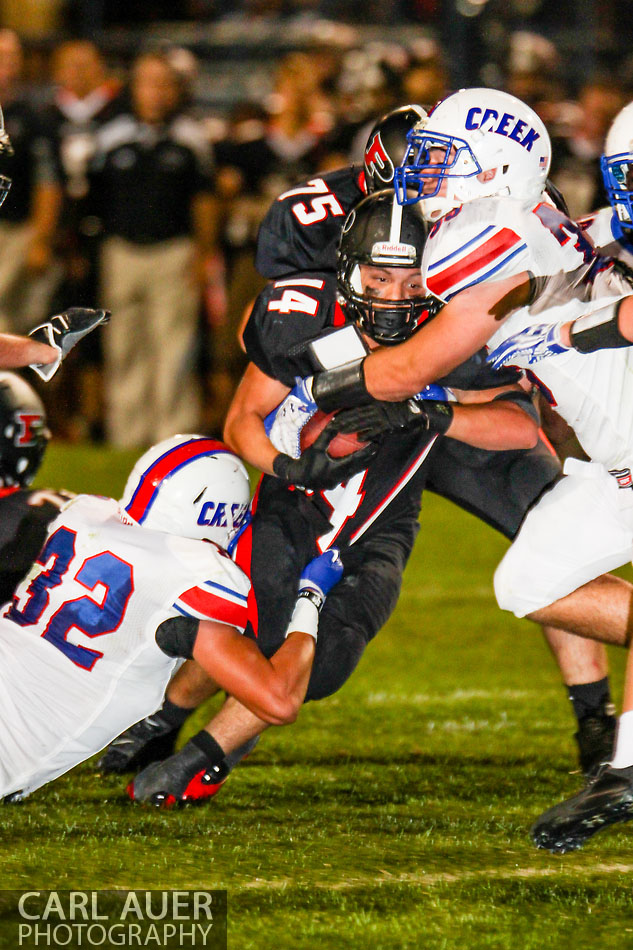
[0,0,631,447]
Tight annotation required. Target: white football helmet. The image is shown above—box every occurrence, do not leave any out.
[120,434,250,549]
[601,101,633,230]
[394,87,551,221]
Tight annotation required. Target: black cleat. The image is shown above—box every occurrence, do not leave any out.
[97,713,180,774]
[127,743,229,808]
[575,704,617,779]
[126,735,259,808]
[531,764,633,854]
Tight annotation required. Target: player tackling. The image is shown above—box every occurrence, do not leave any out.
[0,435,342,802]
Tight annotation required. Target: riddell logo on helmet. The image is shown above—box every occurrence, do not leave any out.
[364,133,394,182]
[371,241,416,261]
[465,107,541,151]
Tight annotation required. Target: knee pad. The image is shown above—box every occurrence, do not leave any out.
[494,553,531,618]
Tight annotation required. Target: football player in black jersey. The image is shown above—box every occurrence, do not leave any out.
[103,194,543,807]
[255,123,619,772]
[255,104,427,280]
[0,372,72,603]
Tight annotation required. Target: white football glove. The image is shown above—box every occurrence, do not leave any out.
[487,322,569,371]
[264,376,317,458]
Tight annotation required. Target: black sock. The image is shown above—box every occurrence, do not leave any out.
[567,677,613,723]
[189,730,226,768]
[159,697,193,728]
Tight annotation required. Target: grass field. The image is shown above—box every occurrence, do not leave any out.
[2,443,633,949]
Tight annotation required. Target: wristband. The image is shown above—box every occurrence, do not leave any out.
[569,300,629,353]
[297,588,325,611]
[311,359,371,412]
[285,597,319,642]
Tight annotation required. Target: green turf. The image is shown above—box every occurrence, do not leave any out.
[2,443,631,949]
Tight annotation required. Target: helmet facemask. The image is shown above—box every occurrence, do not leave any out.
[601,152,633,230]
[337,191,442,345]
[339,258,441,345]
[394,89,551,220]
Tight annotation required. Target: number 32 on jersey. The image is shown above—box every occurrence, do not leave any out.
[6,526,134,671]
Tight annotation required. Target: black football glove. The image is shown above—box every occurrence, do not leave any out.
[29,307,111,381]
[273,423,378,490]
[333,398,454,440]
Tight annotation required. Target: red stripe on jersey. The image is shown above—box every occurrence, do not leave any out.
[180,586,247,629]
[426,228,522,297]
[234,476,262,638]
[333,301,346,327]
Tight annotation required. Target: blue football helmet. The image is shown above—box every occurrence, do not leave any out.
[601,102,633,234]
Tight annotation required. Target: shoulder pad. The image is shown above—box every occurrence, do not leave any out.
[243,272,340,386]
[255,166,364,278]
[424,199,532,301]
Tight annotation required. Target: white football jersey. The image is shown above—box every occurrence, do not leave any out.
[0,494,250,798]
[488,297,633,469]
[423,194,633,470]
[422,195,596,302]
[578,206,633,270]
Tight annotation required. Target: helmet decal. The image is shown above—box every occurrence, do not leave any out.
[15,411,45,447]
[364,131,395,184]
[363,104,428,193]
[125,437,230,524]
[0,373,49,487]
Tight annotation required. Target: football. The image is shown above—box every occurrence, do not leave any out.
[300,410,368,459]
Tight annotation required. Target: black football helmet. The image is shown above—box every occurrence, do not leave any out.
[337,189,442,345]
[364,104,427,192]
[0,373,49,487]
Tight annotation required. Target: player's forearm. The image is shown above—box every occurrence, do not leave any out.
[556,296,633,351]
[447,402,538,450]
[192,622,314,726]
[223,407,278,474]
[345,273,534,404]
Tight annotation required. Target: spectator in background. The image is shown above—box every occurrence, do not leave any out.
[0,29,63,334]
[90,50,218,448]
[550,77,625,217]
[400,40,448,109]
[44,39,124,440]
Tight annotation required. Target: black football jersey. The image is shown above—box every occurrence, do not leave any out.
[0,487,72,605]
[244,272,443,547]
[255,165,366,279]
